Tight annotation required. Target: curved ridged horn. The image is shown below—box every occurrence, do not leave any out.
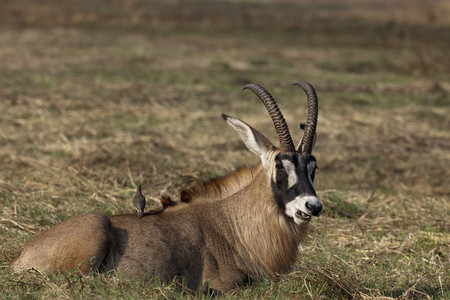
[243,83,295,153]
[293,82,318,156]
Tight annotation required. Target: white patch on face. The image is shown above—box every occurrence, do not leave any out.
[285,195,322,225]
[262,151,276,171]
[281,159,298,189]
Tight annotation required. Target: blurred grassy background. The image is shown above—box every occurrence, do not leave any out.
[0,0,448,298]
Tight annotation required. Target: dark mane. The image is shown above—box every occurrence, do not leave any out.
[180,164,263,202]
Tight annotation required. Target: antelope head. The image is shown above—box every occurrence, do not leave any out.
[223,82,322,225]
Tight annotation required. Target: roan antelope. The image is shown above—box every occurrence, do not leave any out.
[12,82,322,294]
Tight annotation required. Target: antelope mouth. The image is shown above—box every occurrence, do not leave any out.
[296,210,311,221]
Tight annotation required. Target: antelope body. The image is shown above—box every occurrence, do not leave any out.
[12,83,322,294]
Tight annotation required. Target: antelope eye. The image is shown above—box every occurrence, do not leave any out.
[276,163,284,170]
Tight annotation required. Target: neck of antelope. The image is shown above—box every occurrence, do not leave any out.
[206,165,308,278]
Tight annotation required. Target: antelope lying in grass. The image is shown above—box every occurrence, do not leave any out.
[12,82,322,294]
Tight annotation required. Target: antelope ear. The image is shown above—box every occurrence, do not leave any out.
[222,114,275,167]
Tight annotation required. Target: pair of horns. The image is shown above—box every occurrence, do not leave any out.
[243,82,318,156]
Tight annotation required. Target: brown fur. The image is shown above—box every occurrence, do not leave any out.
[160,194,176,206]
[12,162,308,293]
[12,102,319,293]
[180,165,261,202]
[11,214,114,274]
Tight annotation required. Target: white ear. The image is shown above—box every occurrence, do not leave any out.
[222,114,275,168]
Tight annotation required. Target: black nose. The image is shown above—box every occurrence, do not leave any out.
[306,201,322,217]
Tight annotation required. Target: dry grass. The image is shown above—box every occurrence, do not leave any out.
[0,0,449,299]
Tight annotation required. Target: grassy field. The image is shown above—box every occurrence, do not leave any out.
[0,0,449,298]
